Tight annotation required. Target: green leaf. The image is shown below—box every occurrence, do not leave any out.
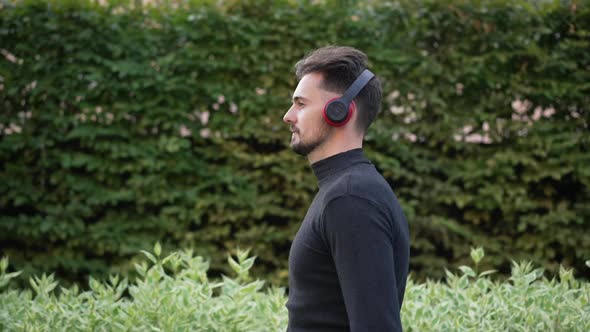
[0,257,7,272]
[154,242,162,258]
[140,250,158,264]
[458,266,476,278]
[228,256,241,275]
[470,247,485,265]
[478,269,497,278]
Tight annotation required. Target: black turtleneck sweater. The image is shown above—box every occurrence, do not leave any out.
[286,148,410,332]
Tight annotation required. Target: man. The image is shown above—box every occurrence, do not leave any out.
[283,46,410,332]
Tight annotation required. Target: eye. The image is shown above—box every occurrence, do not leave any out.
[297,102,305,108]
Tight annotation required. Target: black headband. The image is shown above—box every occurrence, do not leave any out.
[340,69,375,104]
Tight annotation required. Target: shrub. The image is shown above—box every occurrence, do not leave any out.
[0,247,589,331]
[1,0,589,285]
[0,246,288,332]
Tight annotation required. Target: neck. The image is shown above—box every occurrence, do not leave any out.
[307,130,363,164]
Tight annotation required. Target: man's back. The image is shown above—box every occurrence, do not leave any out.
[287,149,410,331]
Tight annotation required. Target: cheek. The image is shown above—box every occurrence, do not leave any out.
[301,107,325,129]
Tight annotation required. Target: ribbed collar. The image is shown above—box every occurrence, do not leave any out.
[311,148,371,187]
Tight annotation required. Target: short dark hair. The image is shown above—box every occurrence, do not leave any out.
[294,46,382,134]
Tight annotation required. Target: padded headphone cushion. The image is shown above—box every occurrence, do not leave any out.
[323,98,355,127]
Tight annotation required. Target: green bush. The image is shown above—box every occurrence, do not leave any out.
[0,0,589,286]
[0,247,589,331]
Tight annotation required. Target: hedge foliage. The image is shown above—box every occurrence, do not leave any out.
[0,0,589,285]
[0,247,589,331]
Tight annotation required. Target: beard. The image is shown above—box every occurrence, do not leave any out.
[291,123,332,156]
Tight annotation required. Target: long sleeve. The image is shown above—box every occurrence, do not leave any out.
[321,194,403,332]
[287,149,409,332]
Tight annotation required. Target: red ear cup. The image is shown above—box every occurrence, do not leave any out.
[323,97,356,127]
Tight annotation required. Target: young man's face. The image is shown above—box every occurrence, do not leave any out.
[283,72,336,156]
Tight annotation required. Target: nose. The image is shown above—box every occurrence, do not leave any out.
[283,105,296,124]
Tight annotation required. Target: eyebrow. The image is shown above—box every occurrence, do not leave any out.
[292,95,309,103]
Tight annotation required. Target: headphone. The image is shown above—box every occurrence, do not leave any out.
[323,69,375,127]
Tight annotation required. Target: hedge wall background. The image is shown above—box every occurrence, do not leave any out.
[1,0,589,286]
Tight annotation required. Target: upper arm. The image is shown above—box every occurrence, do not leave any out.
[321,195,402,332]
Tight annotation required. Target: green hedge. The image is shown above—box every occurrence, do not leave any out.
[0,0,589,286]
[0,247,589,331]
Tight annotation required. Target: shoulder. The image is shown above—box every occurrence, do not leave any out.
[319,165,406,234]
[319,194,395,246]
[324,164,397,208]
